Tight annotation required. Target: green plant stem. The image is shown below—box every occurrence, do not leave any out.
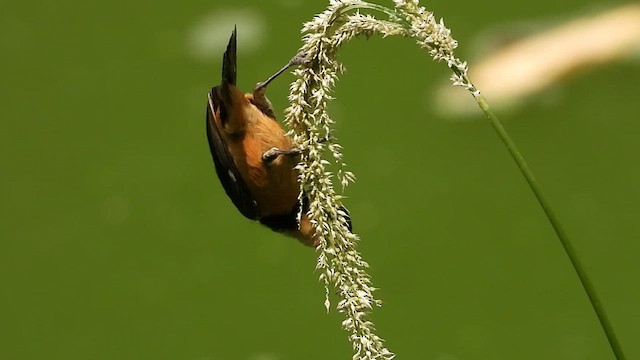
[474,94,626,360]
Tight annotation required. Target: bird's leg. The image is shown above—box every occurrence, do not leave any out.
[254,51,311,94]
[262,147,302,164]
[252,52,312,117]
[262,136,329,164]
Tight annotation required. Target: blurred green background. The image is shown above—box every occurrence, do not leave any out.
[1,0,638,359]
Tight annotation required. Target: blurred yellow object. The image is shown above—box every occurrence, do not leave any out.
[435,3,640,117]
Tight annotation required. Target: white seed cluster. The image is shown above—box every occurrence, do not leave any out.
[393,0,477,95]
[284,1,472,359]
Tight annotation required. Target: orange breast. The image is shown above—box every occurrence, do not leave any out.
[227,98,300,218]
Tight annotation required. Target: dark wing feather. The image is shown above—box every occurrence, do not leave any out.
[206,91,259,220]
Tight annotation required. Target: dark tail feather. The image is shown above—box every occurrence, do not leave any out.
[216,27,237,125]
[222,27,237,86]
[340,206,353,232]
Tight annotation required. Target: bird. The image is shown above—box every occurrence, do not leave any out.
[205,28,351,247]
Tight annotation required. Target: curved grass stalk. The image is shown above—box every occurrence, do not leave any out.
[285,1,626,359]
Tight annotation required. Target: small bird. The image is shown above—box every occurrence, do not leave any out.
[205,28,350,246]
